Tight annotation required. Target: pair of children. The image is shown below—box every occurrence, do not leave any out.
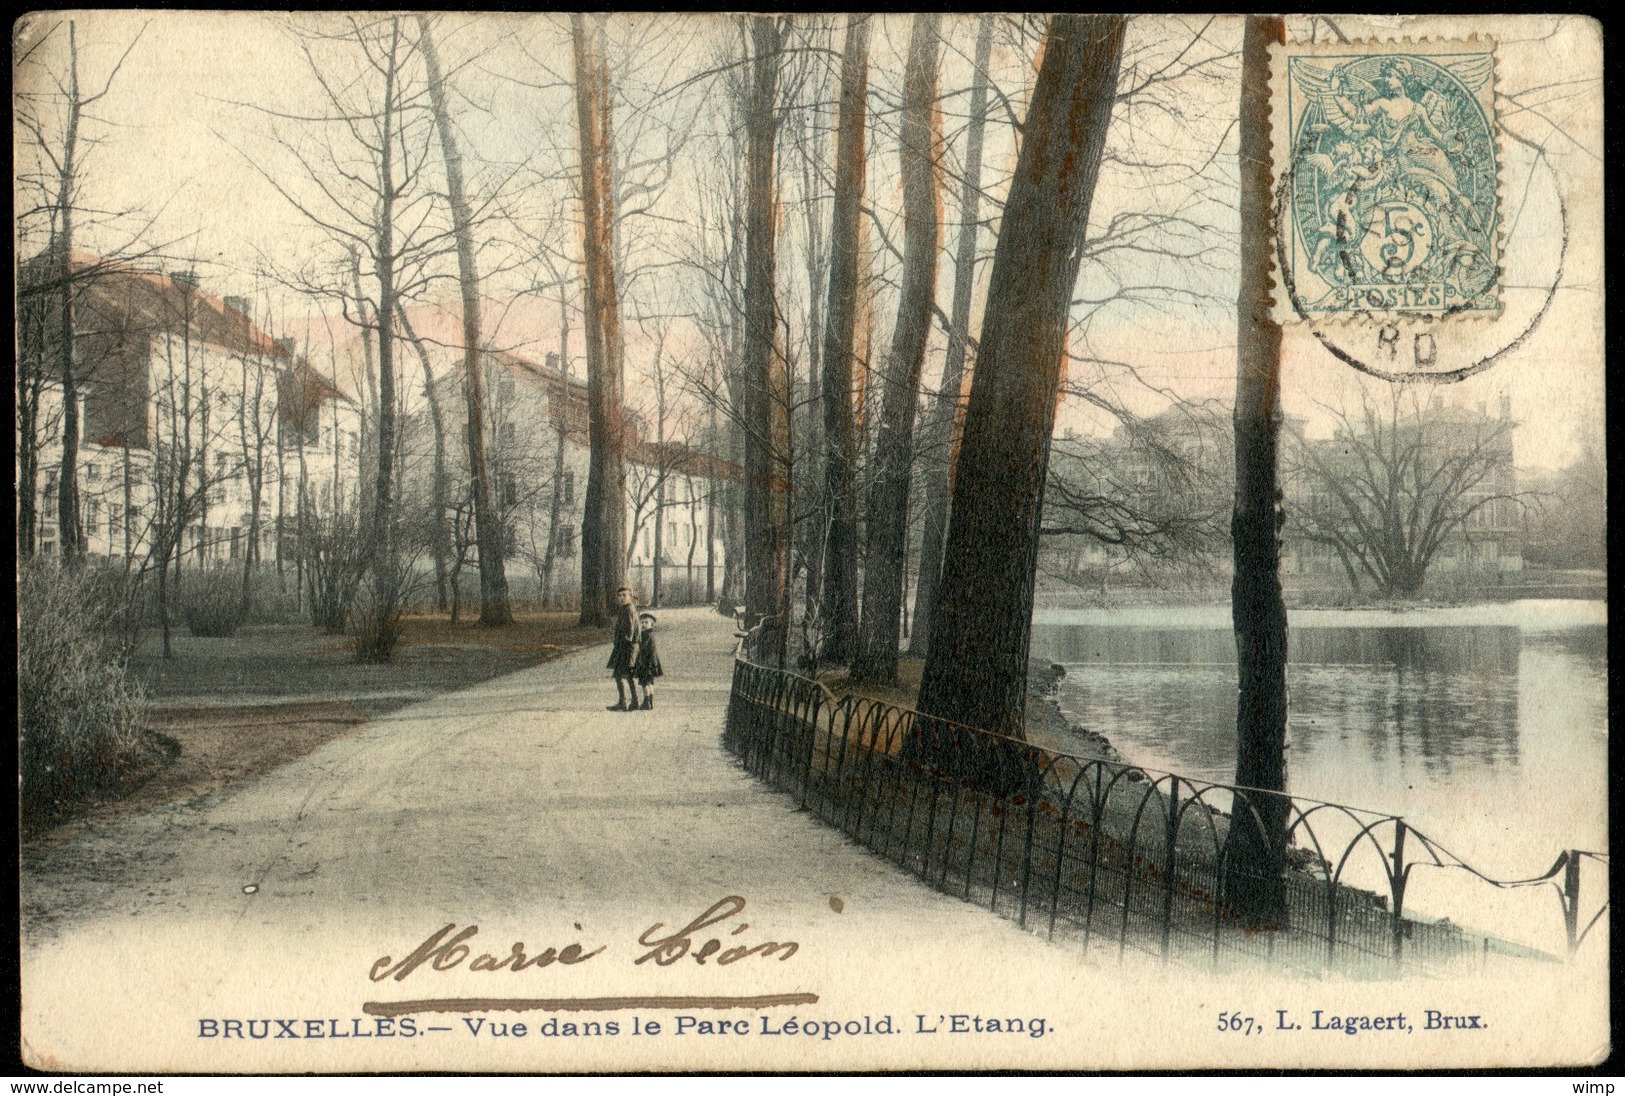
[607,586,664,711]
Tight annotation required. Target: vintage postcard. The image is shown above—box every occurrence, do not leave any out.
[15,12,1606,1074]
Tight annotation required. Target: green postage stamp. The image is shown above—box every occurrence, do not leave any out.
[1273,38,1502,324]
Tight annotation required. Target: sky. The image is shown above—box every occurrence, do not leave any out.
[13,12,1604,470]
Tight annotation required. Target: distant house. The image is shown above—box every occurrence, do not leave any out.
[403,339,736,607]
[18,252,356,567]
[1036,392,1523,597]
[1280,393,1523,590]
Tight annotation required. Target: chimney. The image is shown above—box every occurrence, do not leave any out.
[224,295,251,318]
[1499,393,1512,420]
[274,336,297,357]
[546,352,561,372]
[170,268,198,289]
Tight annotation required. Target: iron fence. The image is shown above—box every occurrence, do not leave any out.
[723,657,1608,973]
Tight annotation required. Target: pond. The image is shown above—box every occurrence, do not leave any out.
[1032,600,1608,951]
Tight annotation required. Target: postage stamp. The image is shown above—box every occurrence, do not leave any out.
[1272,38,1503,325]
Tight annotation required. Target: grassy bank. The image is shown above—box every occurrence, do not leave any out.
[26,611,604,840]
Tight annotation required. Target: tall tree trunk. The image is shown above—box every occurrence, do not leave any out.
[420,16,511,626]
[817,14,871,664]
[295,424,308,614]
[686,479,700,605]
[399,309,451,611]
[851,12,941,686]
[274,372,287,582]
[539,294,570,607]
[188,296,209,572]
[910,13,993,658]
[121,441,134,563]
[368,18,403,569]
[1223,14,1290,929]
[705,387,720,605]
[349,247,376,522]
[794,89,829,629]
[740,16,789,663]
[916,15,1125,739]
[54,23,84,564]
[239,351,266,617]
[572,14,627,627]
[17,288,45,560]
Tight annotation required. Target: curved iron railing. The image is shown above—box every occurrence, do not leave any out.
[723,657,1608,972]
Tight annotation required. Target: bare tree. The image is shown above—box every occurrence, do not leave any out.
[141,276,237,657]
[1523,422,1604,572]
[910,13,994,657]
[397,309,452,610]
[851,13,941,686]
[538,278,575,608]
[671,77,748,614]
[571,13,629,627]
[14,19,147,563]
[1042,408,1230,577]
[815,14,871,665]
[418,15,512,626]
[622,315,690,606]
[738,15,792,662]
[1225,14,1289,927]
[915,15,1126,738]
[1287,390,1523,598]
[240,16,454,590]
[234,301,280,617]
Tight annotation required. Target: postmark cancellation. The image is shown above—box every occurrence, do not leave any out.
[1271,37,1502,326]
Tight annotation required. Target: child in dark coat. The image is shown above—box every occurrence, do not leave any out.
[632,612,663,710]
[606,587,643,711]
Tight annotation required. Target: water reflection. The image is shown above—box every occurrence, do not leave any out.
[1032,614,1605,826]
[1032,604,1608,949]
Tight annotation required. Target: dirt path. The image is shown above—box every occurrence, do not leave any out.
[22,608,1126,1073]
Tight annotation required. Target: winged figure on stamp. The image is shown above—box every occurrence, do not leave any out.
[1293,53,1496,285]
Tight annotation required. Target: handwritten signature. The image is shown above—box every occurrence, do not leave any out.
[369,896,799,982]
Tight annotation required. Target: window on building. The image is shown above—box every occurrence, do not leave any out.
[562,470,575,506]
[668,519,678,546]
[502,474,518,507]
[86,463,101,481]
[501,421,516,444]
[498,375,516,403]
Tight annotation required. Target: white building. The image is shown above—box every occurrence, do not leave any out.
[404,337,735,608]
[19,253,358,570]
[19,263,733,610]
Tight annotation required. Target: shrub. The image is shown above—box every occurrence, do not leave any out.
[350,553,419,664]
[178,566,248,637]
[18,561,159,825]
[243,569,303,626]
[305,507,367,633]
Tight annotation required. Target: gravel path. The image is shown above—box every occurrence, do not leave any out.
[22,607,1130,1073]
